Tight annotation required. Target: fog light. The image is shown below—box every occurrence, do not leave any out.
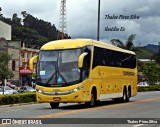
[73,95,78,99]
[37,97,42,101]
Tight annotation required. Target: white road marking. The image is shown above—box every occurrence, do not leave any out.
[132,124,145,127]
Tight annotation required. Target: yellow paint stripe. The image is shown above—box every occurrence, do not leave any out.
[0,96,160,126]
[34,96,160,118]
[0,124,7,126]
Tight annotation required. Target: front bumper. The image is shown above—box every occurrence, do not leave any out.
[36,90,85,103]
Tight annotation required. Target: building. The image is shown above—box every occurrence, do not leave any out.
[0,20,11,40]
[138,59,155,62]
[0,39,39,86]
[19,44,39,86]
[8,41,20,85]
[0,20,39,86]
[0,38,20,85]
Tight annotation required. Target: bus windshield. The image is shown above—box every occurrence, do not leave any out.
[37,49,81,87]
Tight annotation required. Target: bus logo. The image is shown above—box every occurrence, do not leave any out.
[123,71,134,76]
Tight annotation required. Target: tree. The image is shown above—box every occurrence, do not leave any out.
[152,42,160,65]
[0,7,2,17]
[141,62,160,85]
[0,7,2,12]
[21,11,27,18]
[0,52,14,86]
[1,10,71,49]
[21,11,59,40]
[110,34,136,50]
[12,13,22,26]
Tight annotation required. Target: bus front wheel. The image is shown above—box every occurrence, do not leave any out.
[85,90,96,107]
[50,102,59,109]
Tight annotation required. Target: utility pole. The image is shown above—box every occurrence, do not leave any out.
[97,0,101,41]
[58,0,67,40]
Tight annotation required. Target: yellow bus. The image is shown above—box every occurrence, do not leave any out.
[30,39,137,108]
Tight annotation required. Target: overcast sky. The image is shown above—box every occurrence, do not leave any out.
[1,0,160,46]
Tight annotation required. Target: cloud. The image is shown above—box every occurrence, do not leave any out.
[136,0,160,18]
[137,6,150,13]
[1,0,160,46]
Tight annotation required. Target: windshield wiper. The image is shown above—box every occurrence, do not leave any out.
[57,70,68,84]
[45,71,56,85]
[45,65,68,85]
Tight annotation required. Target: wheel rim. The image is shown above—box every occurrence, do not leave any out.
[123,90,126,101]
[127,91,130,101]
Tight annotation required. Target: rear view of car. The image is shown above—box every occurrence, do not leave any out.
[0,88,10,95]
[19,86,36,93]
[6,82,16,89]
[4,86,18,94]
[138,82,149,86]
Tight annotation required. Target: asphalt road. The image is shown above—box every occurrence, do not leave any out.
[0,91,160,127]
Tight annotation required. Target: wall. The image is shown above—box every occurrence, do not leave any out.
[0,20,11,40]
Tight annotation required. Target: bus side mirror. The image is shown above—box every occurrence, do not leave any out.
[78,52,88,68]
[29,55,38,70]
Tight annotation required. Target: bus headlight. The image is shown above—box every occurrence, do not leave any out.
[68,89,74,93]
[37,89,43,93]
[74,89,78,92]
[77,85,83,90]
[69,85,84,93]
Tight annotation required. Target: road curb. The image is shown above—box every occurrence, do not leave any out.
[0,91,159,108]
[0,102,37,108]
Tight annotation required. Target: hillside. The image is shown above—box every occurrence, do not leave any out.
[0,9,71,49]
[144,44,159,53]
[136,47,155,59]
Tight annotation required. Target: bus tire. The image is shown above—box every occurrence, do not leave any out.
[96,100,101,106]
[115,88,127,103]
[126,88,131,102]
[85,89,96,107]
[121,88,127,103]
[50,102,59,109]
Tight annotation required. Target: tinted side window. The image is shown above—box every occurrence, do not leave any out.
[92,46,136,69]
[92,46,103,69]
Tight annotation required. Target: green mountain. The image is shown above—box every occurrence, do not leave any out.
[144,44,159,53]
[0,9,71,49]
[136,47,155,59]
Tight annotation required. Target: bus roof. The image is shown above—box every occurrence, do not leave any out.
[41,39,135,55]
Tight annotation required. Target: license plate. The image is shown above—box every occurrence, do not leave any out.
[53,97,61,101]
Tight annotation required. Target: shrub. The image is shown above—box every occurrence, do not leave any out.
[138,85,160,92]
[0,93,36,105]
